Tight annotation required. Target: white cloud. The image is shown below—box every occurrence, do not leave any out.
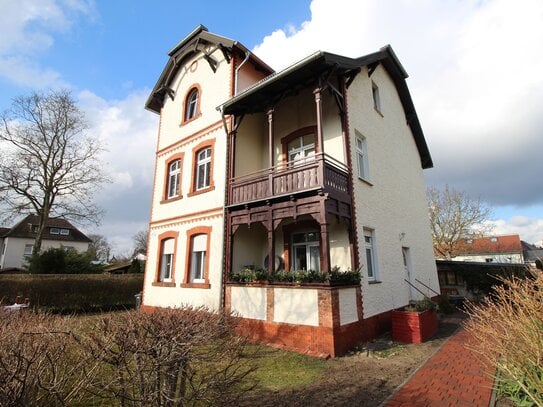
[77,89,158,255]
[0,0,95,87]
[489,217,543,245]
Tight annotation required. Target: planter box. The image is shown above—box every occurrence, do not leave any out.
[391,308,438,343]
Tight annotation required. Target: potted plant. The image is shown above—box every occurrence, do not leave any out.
[392,298,438,343]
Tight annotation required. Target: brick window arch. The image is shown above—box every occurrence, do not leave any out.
[153,231,179,287]
[182,226,212,289]
[181,84,202,125]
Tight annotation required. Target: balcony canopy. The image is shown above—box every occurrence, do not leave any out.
[220,46,433,169]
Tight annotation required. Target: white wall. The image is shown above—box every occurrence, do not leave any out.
[348,66,439,318]
[0,237,89,270]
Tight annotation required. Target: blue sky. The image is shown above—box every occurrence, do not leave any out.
[1,0,543,254]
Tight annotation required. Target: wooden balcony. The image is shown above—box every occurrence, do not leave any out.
[228,154,350,206]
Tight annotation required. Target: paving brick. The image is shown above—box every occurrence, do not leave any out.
[385,328,494,407]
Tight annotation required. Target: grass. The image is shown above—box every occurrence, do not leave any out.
[244,345,328,391]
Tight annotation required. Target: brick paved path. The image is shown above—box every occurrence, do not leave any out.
[385,328,495,407]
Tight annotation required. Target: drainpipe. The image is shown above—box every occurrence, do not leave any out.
[234,51,250,95]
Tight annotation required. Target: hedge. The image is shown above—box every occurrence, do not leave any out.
[0,274,144,313]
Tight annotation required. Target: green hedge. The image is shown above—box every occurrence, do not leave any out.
[0,274,144,313]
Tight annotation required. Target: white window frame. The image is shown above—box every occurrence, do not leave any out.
[355,133,370,181]
[372,81,381,113]
[159,238,175,282]
[24,244,33,257]
[50,227,60,235]
[167,159,181,198]
[60,228,69,235]
[363,228,378,281]
[190,234,207,283]
[287,134,315,165]
[195,148,211,191]
[291,230,320,272]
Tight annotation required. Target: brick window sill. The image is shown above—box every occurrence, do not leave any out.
[160,196,183,204]
[181,282,211,289]
[187,186,215,197]
[179,113,202,127]
[152,282,176,287]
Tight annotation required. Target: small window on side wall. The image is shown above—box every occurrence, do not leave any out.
[167,159,181,199]
[184,88,199,122]
[190,234,207,283]
[195,147,211,191]
[355,132,370,181]
[364,228,378,281]
[372,82,381,113]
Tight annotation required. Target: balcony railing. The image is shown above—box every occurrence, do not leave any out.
[229,153,349,206]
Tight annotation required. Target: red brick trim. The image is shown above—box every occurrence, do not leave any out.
[156,120,223,156]
[188,138,216,196]
[161,152,184,202]
[149,207,223,227]
[280,125,318,163]
[180,83,202,126]
[154,230,179,285]
[183,225,212,287]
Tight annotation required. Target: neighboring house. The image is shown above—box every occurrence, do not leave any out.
[452,235,524,264]
[521,240,543,267]
[0,214,91,270]
[141,25,439,356]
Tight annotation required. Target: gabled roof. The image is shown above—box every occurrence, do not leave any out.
[145,25,274,114]
[0,214,91,243]
[455,235,523,256]
[219,46,432,169]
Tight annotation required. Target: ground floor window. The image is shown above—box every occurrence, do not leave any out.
[291,231,320,271]
[364,228,378,281]
[190,234,207,282]
[159,238,175,282]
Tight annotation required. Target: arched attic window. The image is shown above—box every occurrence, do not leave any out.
[183,86,201,123]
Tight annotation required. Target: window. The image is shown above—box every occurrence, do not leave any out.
[24,244,33,256]
[364,229,378,281]
[60,228,69,235]
[490,237,498,242]
[291,231,320,272]
[183,226,211,288]
[287,133,315,165]
[372,82,381,112]
[184,87,200,122]
[50,228,60,235]
[355,133,369,180]
[167,159,181,198]
[159,238,175,282]
[189,140,215,196]
[195,147,211,191]
[190,234,207,282]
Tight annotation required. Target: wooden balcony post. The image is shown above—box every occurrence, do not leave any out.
[313,87,325,186]
[267,108,274,196]
[320,221,331,274]
[267,217,275,275]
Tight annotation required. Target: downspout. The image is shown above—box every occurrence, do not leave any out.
[234,51,250,95]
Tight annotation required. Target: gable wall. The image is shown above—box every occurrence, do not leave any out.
[347,65,438,317]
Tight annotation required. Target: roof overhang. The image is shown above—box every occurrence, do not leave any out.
[219,45,433,169]
[145,25,273,114]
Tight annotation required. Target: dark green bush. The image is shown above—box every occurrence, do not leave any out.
[438,297,456,314]
[229,267,361,285]
[28,248,104,274]
[0,274,144,313]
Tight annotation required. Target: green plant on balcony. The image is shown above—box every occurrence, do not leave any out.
[229,266,361,285]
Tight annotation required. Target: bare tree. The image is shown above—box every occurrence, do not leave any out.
[0,90,109,253]
[132,229,148,256]
[87,234,112,262]
[427,185,493,259]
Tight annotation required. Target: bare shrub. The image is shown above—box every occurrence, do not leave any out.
[0,310,95,406]
[82,307,256,406]
[464,272,543,406]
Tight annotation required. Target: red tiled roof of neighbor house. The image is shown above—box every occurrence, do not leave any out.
[455,235,522,255]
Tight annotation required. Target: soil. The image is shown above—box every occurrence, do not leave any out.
[238,317,461,407]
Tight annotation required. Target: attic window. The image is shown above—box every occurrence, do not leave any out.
[50,228,60,235]
[183,86,201,123]
[490,237,498,242]
[60,229,70,235]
